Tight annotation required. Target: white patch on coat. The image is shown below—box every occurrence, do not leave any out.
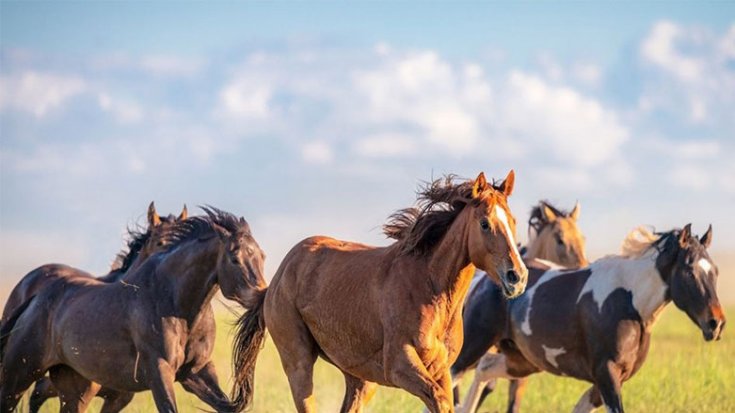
[698,258,713,273]
[542,345,566,368]
[577,252,668,322]
[519,268,566,335]
[495,205,524,266]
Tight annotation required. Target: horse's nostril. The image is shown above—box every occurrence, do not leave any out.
[506,270,520,284]
[708,319,720,330]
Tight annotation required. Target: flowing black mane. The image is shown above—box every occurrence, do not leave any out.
[383,175,505,256]
[528,200,570,235]
[163,206,250,250]
[110,227,152,273]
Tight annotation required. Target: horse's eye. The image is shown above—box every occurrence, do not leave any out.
[480,219,489,231]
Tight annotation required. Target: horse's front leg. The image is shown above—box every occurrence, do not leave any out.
[179,362,231,412]
[147,358,179,413]
[385,345,453,413]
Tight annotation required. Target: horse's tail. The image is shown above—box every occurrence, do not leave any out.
[230,288,267,412]
[0,294,35,363]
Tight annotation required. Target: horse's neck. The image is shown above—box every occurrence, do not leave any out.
[427,211,476,314]
[155,238,221,320]
[588,252,670,327]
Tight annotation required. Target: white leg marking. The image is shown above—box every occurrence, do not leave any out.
[542,345,566,368]
[572,387,597,413]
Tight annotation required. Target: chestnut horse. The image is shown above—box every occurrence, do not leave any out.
[0,207,267,413]
[230,171,528,413]
[1,202,186,413]
[458,225,725,413]
[450,200,588,410]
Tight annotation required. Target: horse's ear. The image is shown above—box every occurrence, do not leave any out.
[472,172,488,198]
[679,223,692,248]
[570,201,581,221]
[178,204,188,221]
[148,201,161,227]
[700,224,713,249]
[542,205,557,222]
[498,170,515,197]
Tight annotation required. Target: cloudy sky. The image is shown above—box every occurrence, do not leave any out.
[1,3,734,284]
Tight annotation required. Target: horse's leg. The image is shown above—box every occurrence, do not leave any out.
[339,373,377,413]
[474,379,497,410]
[29,377,58,413]
[384,345,451,413]
[457,353,520,413]
[179,362,231,412]
[0,347,47,412]
[98,390,135,413]
[146,358,179,413]
[572,386,603,413]
[506,377,529,413]
[593,361,624,413]
[49,365,100,413]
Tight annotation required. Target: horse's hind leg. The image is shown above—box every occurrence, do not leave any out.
[340,374,377,413]
[0,346,48,412]
[179,362,230,412]
[572,386,602,413]
[48,366,100,413]
[506,378,528,413]
[29,377,58,413]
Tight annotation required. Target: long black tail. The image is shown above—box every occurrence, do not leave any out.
[0,295,35,364]
[231,288,267,412]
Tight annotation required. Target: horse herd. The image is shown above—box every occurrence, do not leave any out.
[0,171,726,413]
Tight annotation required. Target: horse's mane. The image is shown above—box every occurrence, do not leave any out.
[383,174,502,256]
[110,226,152,273]
[528,200,569,235]
[620,226,679,258]
[164,206,249,250]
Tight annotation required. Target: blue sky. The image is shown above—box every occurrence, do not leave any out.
[1,2,734,283]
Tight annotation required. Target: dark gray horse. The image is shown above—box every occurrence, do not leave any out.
[0,207,267,413]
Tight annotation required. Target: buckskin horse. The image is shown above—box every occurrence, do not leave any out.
[0,207,267,413]
[457,225,725,413]
[450,200,588,410]
[0,202,186,413]
[230,171,528,413]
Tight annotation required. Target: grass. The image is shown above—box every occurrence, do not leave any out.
[20,305,735,412]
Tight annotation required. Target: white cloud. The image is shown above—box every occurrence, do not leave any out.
[572,62,602,87]
[302,140,333,164]
[641,21,705,82]
[98,93,143,124]
[669,164,711,191]
[140,55,205,77]
[354,133,417,158]
[0,71,86,117]
[219,75,272,119]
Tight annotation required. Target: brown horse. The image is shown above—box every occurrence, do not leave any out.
[450,200,588,410]
[0,202,186,413]
[458,225,726,413]
[0,207,266,413]
[230,171,528,413]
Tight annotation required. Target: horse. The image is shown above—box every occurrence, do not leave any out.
[229,171,528,413]
[0,202,186,413]
[457,225,726,413]
[450,200,588,410]
[0,207,267,413]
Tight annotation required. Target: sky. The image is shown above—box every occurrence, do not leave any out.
[1,2,734,287]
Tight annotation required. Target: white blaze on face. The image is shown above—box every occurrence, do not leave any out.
[699,258,713,274]
[494,205,523,267]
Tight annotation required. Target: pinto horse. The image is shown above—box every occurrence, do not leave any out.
[0,207,267,413]
[0,202,186,413]
[230,171,528,413]
[458,225,726,413]
[450,200,588,410]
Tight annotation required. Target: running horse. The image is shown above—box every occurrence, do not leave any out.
[0,207,267,413]
[0,202,186,413]
[450,200,588,410]
[230,171,528,413]
[458,225,726,413]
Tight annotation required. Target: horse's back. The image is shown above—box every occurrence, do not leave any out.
[1,264,93,324]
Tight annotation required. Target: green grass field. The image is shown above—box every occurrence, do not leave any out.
[20,305,735,413]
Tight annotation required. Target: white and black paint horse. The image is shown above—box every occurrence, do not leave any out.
[457,225,725,413]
